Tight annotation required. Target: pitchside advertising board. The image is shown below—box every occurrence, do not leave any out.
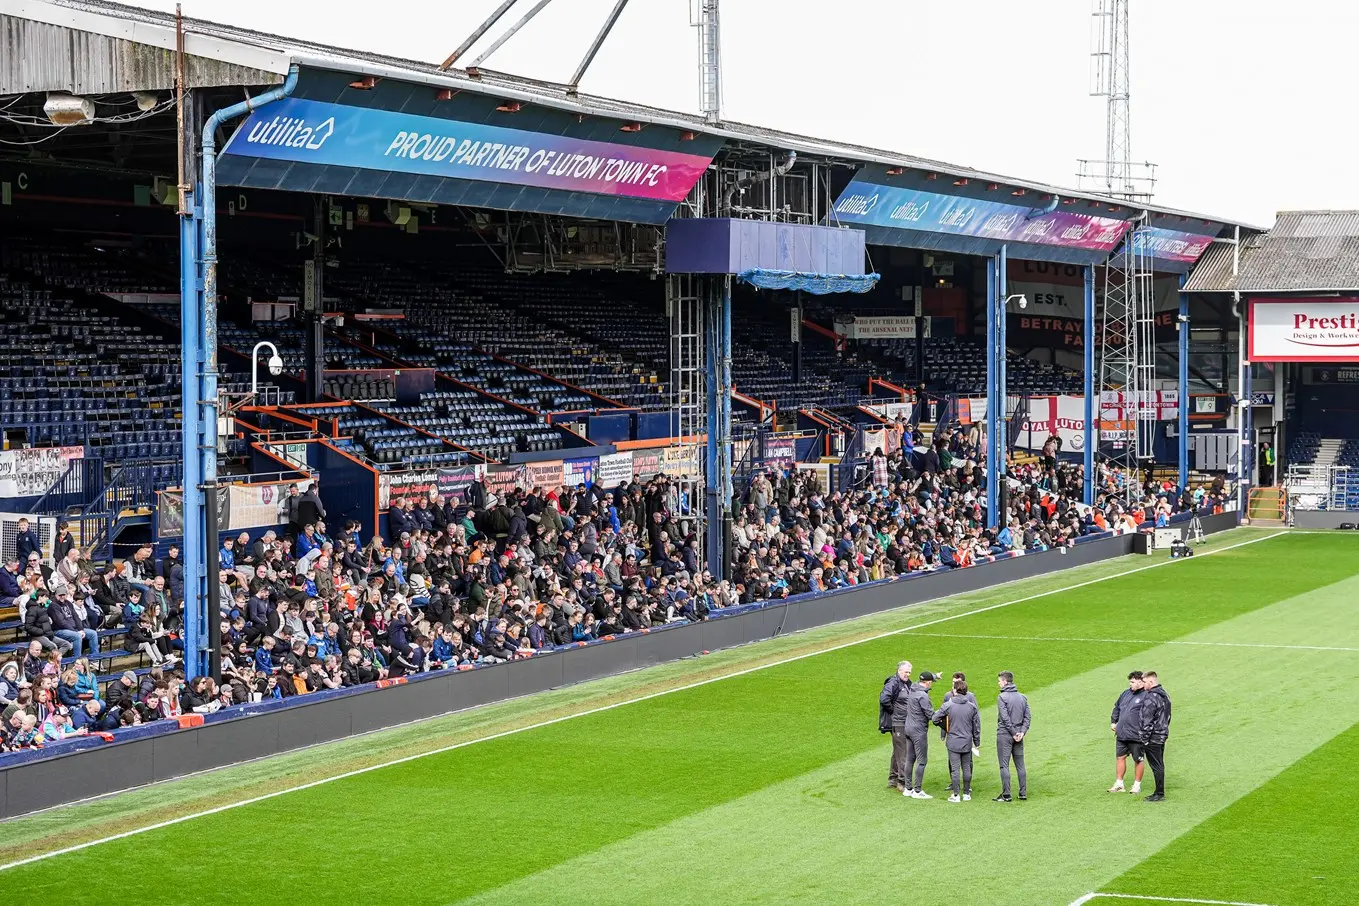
[1249,298,1359,362]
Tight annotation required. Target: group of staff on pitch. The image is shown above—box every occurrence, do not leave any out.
[879,663,1171,802]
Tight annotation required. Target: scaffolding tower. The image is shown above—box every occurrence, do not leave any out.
[1080,0,1159,500]
[668,273,707,569]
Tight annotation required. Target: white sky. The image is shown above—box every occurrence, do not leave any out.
[149,0,1359,226]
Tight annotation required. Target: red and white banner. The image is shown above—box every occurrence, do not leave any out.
[1015,397,1141,451]
[1249,298,1359,362]
[1099,390,1179,421]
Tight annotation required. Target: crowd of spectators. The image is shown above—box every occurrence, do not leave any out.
[1,422,1231,752]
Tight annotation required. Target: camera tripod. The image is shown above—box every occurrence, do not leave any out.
[1188,514,1205,544]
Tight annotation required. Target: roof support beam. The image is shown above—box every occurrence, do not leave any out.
[568,0,630,95]
[440,0,519,71]
[468,0,557,70]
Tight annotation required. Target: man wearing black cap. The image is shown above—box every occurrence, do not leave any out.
[903,671,941,799]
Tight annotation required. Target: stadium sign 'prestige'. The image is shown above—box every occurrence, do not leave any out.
[222,97,714,202]
[1249,298,1359,362]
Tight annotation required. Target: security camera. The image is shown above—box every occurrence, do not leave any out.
[1177,313,1189,323]
[1017,295,1029,310]
[268,354,284,376]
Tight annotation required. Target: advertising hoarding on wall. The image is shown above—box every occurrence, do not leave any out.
[562,457,597,487]
[596,452,634,487]
[833,316,931,340]
[227,483,287,530]
[1248,298,1359,362]
[0,446,84,498]
[761,438,797,470]
[436,466,485,502]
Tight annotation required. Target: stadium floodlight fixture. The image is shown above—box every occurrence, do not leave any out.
[43,94,95,126]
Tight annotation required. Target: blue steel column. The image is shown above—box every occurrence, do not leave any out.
[704,278,721,574]
[179,195,204,676]
[1240,313,1253,516]
[985,253,999,526]
[183,65,299,679]
[720,276,733,568]
[997,244,1008,522]
[1177,275,1190,494]
[703,275,733,578]
[1082,265,1096,505]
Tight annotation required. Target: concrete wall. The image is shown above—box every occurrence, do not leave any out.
[0,513,1240,819]
[1292,511,1359,530]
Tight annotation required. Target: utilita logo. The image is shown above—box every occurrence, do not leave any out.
[244,114,335,151]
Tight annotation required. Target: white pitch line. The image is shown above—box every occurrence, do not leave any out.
[1071,893,1278,906]
[901,631,1359,653]
[0,529,1286,873]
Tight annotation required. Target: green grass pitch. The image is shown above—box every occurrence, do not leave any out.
[1,528,1356,905]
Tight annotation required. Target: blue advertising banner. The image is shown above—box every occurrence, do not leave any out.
[221,98,714,202]
[829,180,1130,254]
[1131,227,1216,265]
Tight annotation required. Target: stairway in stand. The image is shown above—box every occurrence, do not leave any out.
[1313,438,1344,470]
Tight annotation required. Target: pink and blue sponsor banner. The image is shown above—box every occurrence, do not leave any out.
[830,180,1131,253]
[1131,227,1216,265]
[222,97,713,202]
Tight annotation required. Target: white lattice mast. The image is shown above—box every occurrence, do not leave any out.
[691,0,722,123]
[1079,0,1158,501]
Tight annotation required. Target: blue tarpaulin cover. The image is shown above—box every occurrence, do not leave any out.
[737,268,880,295]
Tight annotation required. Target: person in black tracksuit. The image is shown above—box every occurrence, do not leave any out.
[1138,671,1172,801]
[880,662,913,791]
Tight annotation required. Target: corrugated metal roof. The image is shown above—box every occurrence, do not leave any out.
[1183,211,1359,294]
[0,0,1259,233]
[1181,241,1241,292]
[0,13,283,92]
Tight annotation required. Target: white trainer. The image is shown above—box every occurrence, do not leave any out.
[902,787,914,797]
[912,790,933,800]
[1107,782,1125,793]
[947,794,961,803]
[962,793,972,801]
[1130,783,1141,794]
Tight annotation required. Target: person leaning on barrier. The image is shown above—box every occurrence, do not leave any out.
[879,660,913,791]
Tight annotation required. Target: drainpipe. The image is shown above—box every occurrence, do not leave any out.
[190,64,299,679]
[202,65,300,373]
[725,150,796,213]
